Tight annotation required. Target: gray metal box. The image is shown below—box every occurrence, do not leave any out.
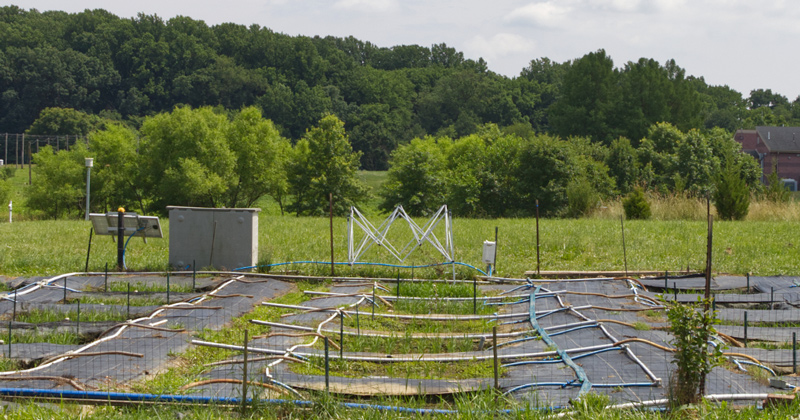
[168,206,260,271]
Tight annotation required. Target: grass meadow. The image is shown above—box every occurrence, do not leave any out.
[0,169,799,277]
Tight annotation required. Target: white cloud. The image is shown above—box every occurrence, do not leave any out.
[466,33,536,60]
[333,0,398,13]
[505,2,572,27]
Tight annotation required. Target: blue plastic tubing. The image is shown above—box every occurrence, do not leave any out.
[0,388,568,414]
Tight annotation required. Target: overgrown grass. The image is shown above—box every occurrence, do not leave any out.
[3,395,800,419]
[293,357,500,381]
[106,281,194,293]
[8,329,81,345]
[5,213,800,278]
[76,295,167,307]
[12,308,127,323]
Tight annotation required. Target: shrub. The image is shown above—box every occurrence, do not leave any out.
[714,154,750,220]
[764,163,790,203]
[566,178,598,218]
[0,179,9,206]
[664,297,724,407]
[1,166,13,180]
[623,187,651,219]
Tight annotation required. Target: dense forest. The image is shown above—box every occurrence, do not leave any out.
[0,6,796,220]
[2,6,799,171]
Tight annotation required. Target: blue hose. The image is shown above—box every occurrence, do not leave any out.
[0,387,557,415]
[122,227,146,269]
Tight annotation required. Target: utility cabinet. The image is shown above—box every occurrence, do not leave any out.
[168,206,260,271]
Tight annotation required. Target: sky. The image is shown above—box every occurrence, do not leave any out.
[9,0,800,100]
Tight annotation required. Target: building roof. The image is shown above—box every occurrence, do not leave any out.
[756,126,800,153]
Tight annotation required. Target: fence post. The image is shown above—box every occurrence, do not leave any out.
[127,283,130,319]
[76,299,80,337]
[104,263,108,292]
[355,306,360,336]
[192,260,196,291]
[793,332,797,375]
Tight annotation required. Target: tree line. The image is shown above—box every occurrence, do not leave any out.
[2,6,800,172]
[10,105,761,221]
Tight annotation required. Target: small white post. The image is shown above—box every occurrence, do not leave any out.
[7,200,11,224]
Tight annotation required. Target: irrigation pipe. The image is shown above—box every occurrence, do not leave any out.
[250,319,539,340]
[179,379,288,395]
[204,355,306,367]
[192,339,622,363]
[530,288,592,396]
[0,274,246,377]
[0,376,92,391]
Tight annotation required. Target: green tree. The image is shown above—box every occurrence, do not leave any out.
[225,107,290,209]
[27,107,102,135]
[287,115,369,216]
[87,122,143,213]
[549,49,622,144]
[26,144,88,219]
[714,153,750,220]
[606,137,639,194]
[139,106,235,212]
[379,136,449,216]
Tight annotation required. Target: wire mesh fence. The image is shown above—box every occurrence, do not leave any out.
[1,134,89,167]
[0,271,797,411]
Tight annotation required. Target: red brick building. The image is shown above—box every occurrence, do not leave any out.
[734,126,800,191]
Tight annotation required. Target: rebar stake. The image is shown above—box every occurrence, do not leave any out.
[324,338,330,392]
[242,329,249,412]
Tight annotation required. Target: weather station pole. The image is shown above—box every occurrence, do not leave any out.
[84,158,93,221]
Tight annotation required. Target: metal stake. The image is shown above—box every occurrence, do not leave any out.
[372,284,375,321]
[77,299,80,337]
[166,271,170,304]
[127,283,130,319]
[242,329,249,412]
[324,338,330,392]
[493,326,499,390]
[794,332,797,374]
[85,228,93,273]
[12,290,16,322]
[339,312,344,358]
[744,311,748,348]
[355,306,360,336]
[192,260,196,291]
[104,263,108,292]
[535,200,540,276]
[473,276,477,315]
[620,215,628,277]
